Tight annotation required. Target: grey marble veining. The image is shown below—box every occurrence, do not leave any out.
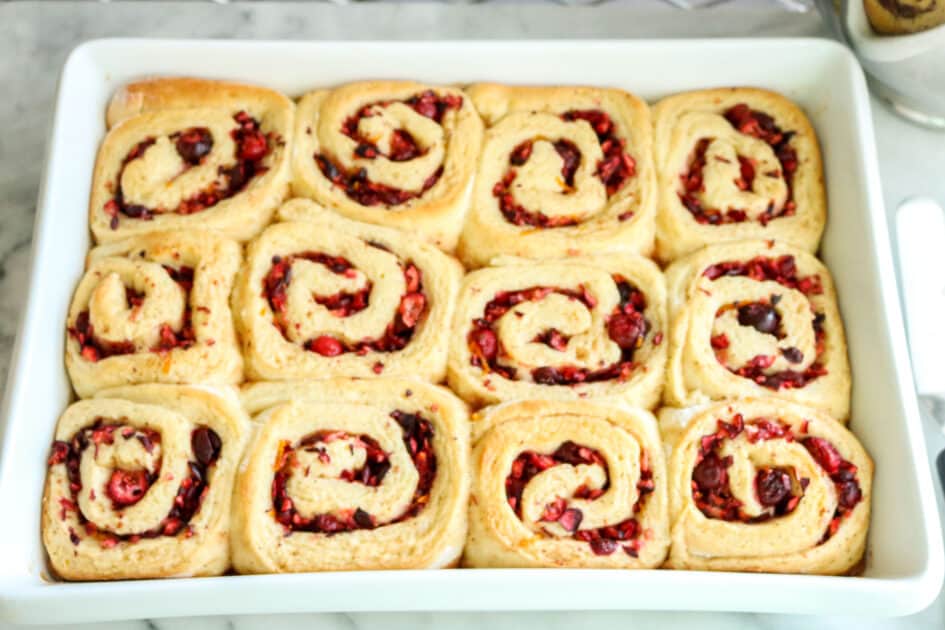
[1,2,944,629]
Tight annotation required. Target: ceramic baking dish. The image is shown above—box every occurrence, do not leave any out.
[0,38,941,623]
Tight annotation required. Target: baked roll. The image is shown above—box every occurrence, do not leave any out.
[448,255,667,408]
[465,400,669,568]
[91,78,293,243]
[665,400,872,575]
[65,230,243,398]
[458,84,656,268]
[41,385,249,580]
[291,81,483,252]
[864,0,945,34]
[232,379,469,572]
[653,88,825,262]
[233,200,463,382]
[664,240,850,421]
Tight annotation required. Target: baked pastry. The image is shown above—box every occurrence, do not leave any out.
[41,385,249,580]
[864,0,945,34]
[465,400,669,568]
[65,230,243,398]
[664,240,850,421]
[653,88,825,262]
[232,378,469,572]
[90,77,294,243]
[233,200,463,382]
[457,83,656,268]
[448,255,667,408]
[291,81,483,252]
[665,399,872,574]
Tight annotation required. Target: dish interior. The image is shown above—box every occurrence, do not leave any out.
[0,39,940,621]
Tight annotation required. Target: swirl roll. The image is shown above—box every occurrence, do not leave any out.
[864,0,945,34]
[232,379,469,573]
[465,400,668,568]
[457,84,656,268]
[291,81,484,252]
[233,200,463,382]
[653,88,825,262]
[664,240,850,420]
[448,255,667,408]
[666,400,872,574]
[41,385,249,580]
[65,230,242,398]
[91,78,294,243]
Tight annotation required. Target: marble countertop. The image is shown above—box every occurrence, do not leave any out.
[2,1,944,628]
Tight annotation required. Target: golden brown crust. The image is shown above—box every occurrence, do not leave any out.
[652,87,825,262]
[291,81,483,252]
[464,399,669,568]
[457,83,656,268]
[65,230,243,398]
[91,77,294,243]
[232,378,470,573]
[41,385,249,580]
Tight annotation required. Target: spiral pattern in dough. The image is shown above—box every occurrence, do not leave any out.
[291,81,484,251]
[666,399,871,575]
[41,385,249,580]
[457,84,656,268]
[232,379,469,573]
[233,200,463,382]
[653,88,825,262]
[448,255,667,408]
[91,78,294,243]
[465,400,668,568]
[664,240,850,421]
[65,230,243,398]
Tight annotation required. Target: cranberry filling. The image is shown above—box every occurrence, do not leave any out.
[270,410,436,534]
[47,421,221,547]
[678,104,799,226]
[262,252,426,356]
[467,277,652,386]
[702,255,828,390]
[104,112,275,229]
[316,91,463,208]
[493,110,637,229]
[692,415,863,542]
[505,440,654,557]
[69,265,196,363]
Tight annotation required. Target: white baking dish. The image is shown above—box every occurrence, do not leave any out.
[0,38,940,623]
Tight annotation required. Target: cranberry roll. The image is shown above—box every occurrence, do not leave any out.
[233,379,469,572]
[41,385,249,580]
[448,255,667,408]
[233,200,463,382]
[65,230,242,398]
[465,400,668,568]
[458,84,656,268]
[653,88,825,262]
[291,81,483,252]
[666,400,872,574]
[864,0,945,34]
[91,78,293,243]
[664,240,850,421]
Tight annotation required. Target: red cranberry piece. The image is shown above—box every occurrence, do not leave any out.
[48,441,71,466]
[469,328,498,361]
[693,454,728,491]
[557,508,583,533]
[353,508,375,529]
[553,139,581,186]
[106,469,149,508]
[239,131,268,161]
[838,481,862,508]
[533,366,563,385]
[608,311,646,349]
[589,538,618,556]
[398,293,426,328]
[510,140,533,166]
[552,441,591,466]
[192,428,222,467]
[175,128,213,164]
[737,303,780,335]
[756,468,792,506]
[311,336,344,357]
[388,130,420,162]
[804,437,843,475]
[781,347,804,363]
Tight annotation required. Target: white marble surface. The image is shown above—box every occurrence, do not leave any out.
[1,1,944,627]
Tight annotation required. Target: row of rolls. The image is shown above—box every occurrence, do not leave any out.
[90,77,825,264]
[44,382,870,579]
